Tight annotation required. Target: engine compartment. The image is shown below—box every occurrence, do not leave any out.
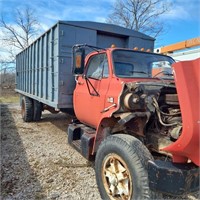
[117,81,182,157]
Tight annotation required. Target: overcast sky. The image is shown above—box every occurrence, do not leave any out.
[0,0,200,49]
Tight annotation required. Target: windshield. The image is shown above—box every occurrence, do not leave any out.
[112,50,174,78]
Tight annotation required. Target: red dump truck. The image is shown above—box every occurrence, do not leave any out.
[16,21,199,199]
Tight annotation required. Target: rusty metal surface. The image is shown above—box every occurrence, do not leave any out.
[102,153,132,200]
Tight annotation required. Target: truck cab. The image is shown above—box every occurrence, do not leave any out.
[69,45,199,199]
[73,46,174,128]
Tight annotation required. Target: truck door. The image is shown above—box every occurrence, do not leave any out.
[73,53,110,128]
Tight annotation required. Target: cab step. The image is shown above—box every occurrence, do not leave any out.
[68,123,96,160]
[72,139,81,153]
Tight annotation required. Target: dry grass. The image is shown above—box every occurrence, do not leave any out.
[0,88,19,103]
[0,95,19,103]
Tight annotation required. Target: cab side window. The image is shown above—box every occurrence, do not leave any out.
[86,53,109,79]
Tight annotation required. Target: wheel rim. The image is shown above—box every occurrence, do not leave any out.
[102,153,132,200]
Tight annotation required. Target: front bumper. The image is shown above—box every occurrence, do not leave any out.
[148,160,199,195]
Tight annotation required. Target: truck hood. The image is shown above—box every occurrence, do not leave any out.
[162,58,200,166]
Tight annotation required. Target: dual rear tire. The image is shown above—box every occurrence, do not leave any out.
[21,96,42,122]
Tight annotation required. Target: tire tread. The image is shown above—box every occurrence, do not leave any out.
[95,134,162,200]
[22,96,33,122]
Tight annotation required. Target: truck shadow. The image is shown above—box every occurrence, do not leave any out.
[1,104,46,199]
[40,111,73,132]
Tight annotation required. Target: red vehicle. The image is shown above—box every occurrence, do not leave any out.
[16,22,199,199]
[68,45,199,199]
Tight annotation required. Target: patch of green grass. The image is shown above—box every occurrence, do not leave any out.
[0,95,19,103]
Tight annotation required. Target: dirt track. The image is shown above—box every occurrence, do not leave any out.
[1,103,199,200]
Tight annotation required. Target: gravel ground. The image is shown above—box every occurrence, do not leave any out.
[1,103,101,200]
[1,103,199,200]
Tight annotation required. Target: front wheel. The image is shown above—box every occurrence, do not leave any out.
[95,134,161,200]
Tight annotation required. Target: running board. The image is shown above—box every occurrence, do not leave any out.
[68,123,95,160]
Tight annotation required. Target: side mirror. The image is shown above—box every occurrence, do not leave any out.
[73,46,85,75]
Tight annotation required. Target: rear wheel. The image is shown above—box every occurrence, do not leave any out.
[95,134,162,200]
[21,96,33,122]
[33,99,42,121]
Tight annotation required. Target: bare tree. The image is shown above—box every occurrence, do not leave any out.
[0,6,40,60]
[107,0,171,38]
[0,7,40,90]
